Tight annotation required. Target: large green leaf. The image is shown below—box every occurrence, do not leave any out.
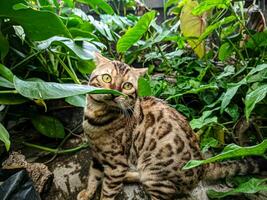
[31,115,65,138]
[180,0,206,58]
[65,95,86,107]
[13,76,123,100]
[138,77,152,97]
[245,84,267,120]
[36,36,97,60]
[0,123,10,151]
[0,0,71,41]
[183,140,267,170]
[76,0,114,14]
[207,178,267,198]
[0,94,28,105]
[117,11,156,53]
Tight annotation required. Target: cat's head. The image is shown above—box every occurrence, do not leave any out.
[88,53,147,110]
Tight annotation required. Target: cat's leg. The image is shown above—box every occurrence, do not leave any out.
[142,178,177,200]
[100,165,127,200]
[77,158,103,200]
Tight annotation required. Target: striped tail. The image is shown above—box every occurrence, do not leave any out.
[203,157,267,181]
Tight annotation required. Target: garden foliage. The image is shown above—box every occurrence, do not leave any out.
[0,0,266,198]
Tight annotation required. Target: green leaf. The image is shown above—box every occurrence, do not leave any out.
[31,115,65,138]
[180,0,206,58]
[219,42,233,61]
[138,77,152,97]
[220,85,241,113]
[245,84,267,120]
[76,60,96,74]
[0,0,71,41]
[0,123,10,151]
[247,64,267,76]
[216,65,235,80]
[36,36,97,60]
[0,77,14,88]
[198,15,236,41]
[207,178,267,198]
[65,95,86,107]
[13,76,123,100]
[190,110,217,130]
[192,0,231,15]
[183,140,267,170]
[246,31,267,49]
[0,64,14,82]
[76,0,114,14]
[117,11,156,53]
[0,94,28,105]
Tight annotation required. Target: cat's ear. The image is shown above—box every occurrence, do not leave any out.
[94,52,111,67]
[133,68,148,77]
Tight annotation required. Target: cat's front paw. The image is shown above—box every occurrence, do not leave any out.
[77,189,94,200]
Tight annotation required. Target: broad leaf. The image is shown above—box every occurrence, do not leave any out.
[0,94,28,105]
[0,123,10,151]
[65,95,86,107]
[183,140,267,170]
[117,11,156,53]
[138,77,152,97]
[207,178,267,198]
[31,115,65,138]
[36,36,97,60]
[13,76,123,100]
[0,0,71,41]
[245,84,267,120]
[180,0,206,58]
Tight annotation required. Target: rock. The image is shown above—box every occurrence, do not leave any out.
[2,151,53,195]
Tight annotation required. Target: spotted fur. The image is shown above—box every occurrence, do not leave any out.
[77,54,264,200]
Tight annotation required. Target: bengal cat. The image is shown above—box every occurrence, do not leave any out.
[77,53,264,200]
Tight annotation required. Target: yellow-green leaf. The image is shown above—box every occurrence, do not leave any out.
[180,0,206,58]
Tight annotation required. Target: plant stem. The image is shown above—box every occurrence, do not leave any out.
[11,51,42,70]
[0,90,18,94]
[155,43,172,69]
[54,53,81,84]
[23,141,89,154]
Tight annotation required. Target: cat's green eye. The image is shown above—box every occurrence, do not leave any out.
[123,82,133,90]
[102,74,112,83]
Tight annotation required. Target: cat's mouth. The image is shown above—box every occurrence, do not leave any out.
[89,94,122,107]
[89,94,133,112]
